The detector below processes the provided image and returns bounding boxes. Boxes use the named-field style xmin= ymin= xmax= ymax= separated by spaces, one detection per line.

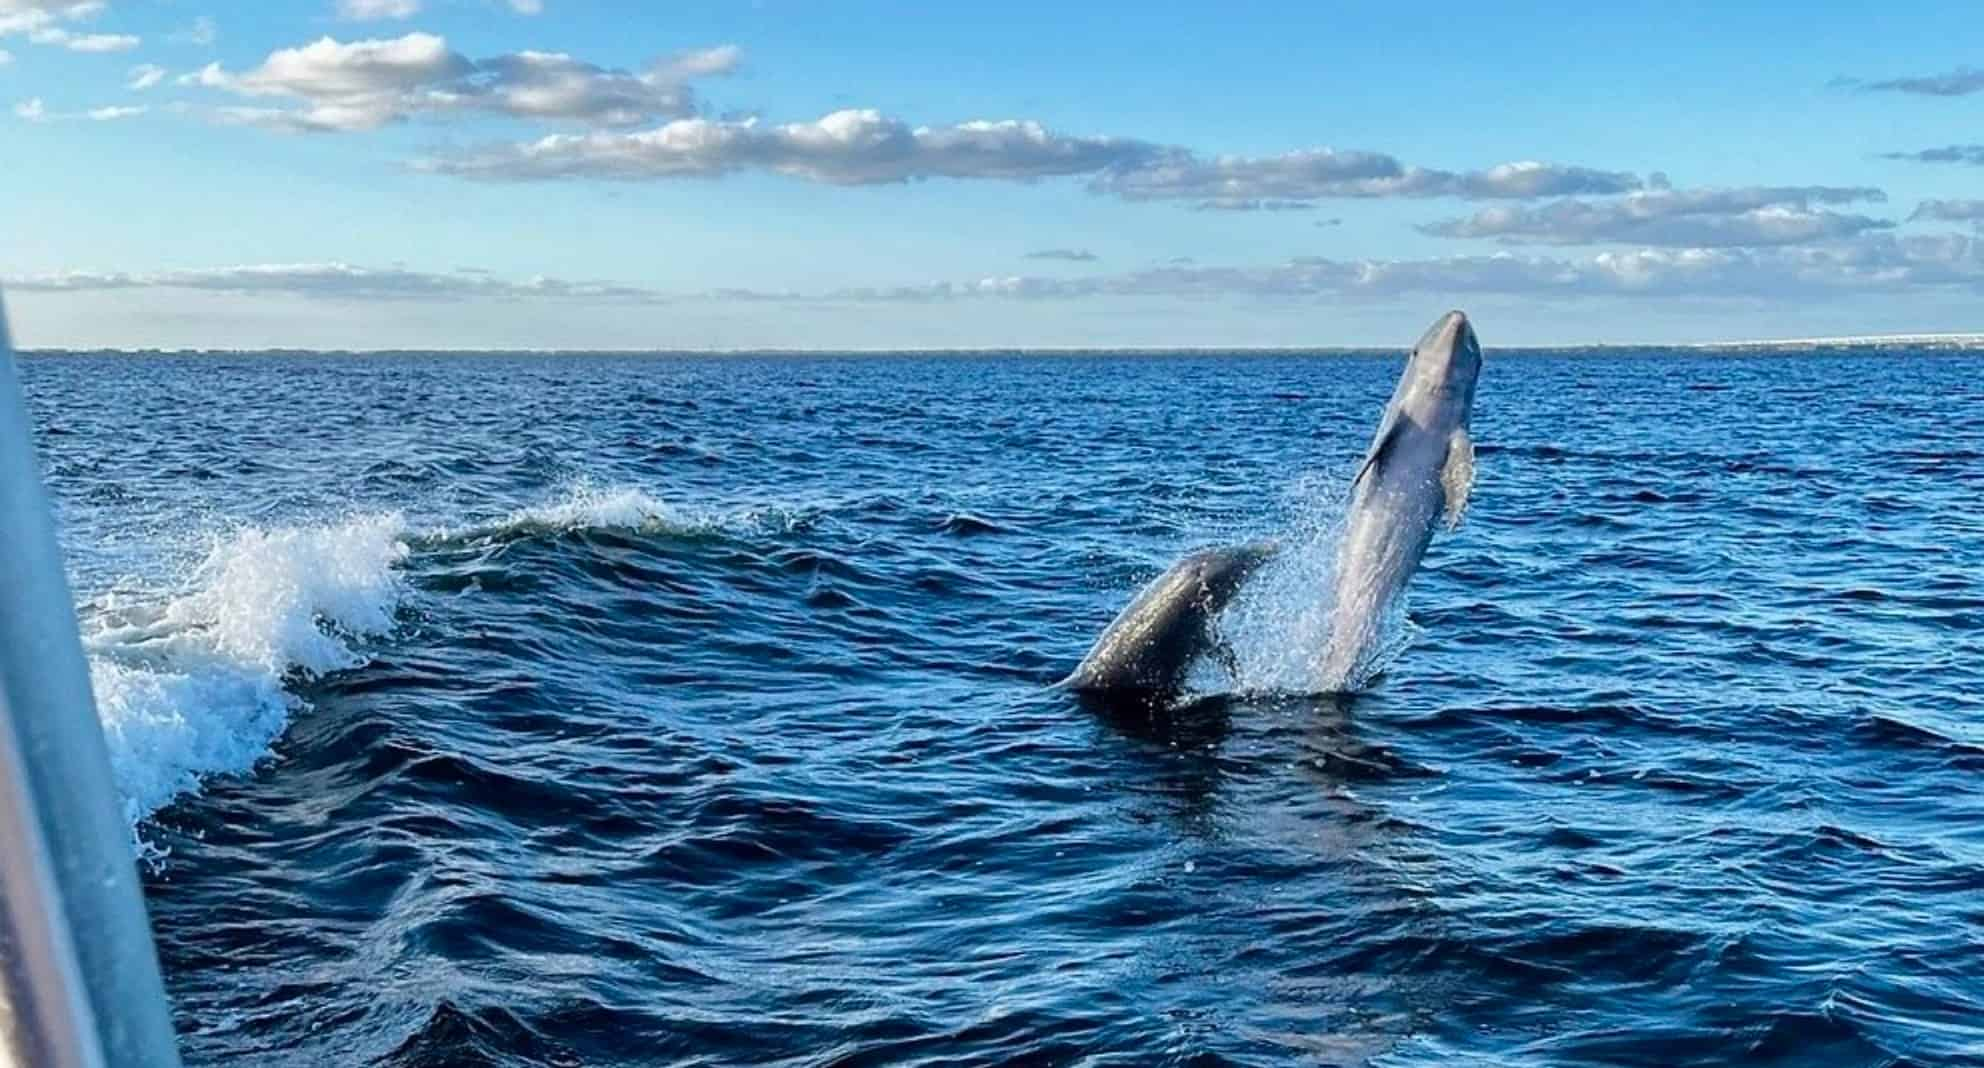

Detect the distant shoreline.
xmin=18 ymin=333 xmax=1984 ymax=358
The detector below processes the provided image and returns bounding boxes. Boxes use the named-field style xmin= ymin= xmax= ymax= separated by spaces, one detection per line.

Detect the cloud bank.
xmin=7 ymin=263 xmax=660 ymax=301
xmin=16 ymin=236 xmax=1979 ymax=308
xmin=1093 ymin=153 xmax=1642 ymax=207
xmin=1421 ymin=186 xmax=1893 ymax=247
xmin=1848 ymin=66 xmax=1984 ymax=97
xmin=421 ymin=108 xmax=1163 ymax=183
xmin=1883 ymin=145 xmax=1984 ymax=166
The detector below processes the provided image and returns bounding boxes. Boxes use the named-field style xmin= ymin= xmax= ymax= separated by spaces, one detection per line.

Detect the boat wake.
xmin=77 ymin=482 xmax=789 ymax=851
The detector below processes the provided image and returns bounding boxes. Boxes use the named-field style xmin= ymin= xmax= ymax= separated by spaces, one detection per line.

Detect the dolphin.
xmin=1064 ymin=542 xmax=1279 ymax=697
xmin=1316 ymin=309 xmax=1482 ymax=690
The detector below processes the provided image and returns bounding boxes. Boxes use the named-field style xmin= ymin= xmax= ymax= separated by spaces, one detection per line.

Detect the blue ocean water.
xmin=18 ymin=346 xmax=1984 ymax=1067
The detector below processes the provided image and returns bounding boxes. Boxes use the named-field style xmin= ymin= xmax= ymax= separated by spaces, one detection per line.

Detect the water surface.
xmin=22 ymin=347 xmax=1984 ymax=1066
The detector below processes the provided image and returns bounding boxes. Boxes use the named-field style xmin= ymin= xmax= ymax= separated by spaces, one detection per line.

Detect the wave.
xmin=424 ymin=483 xmax=816 ymax=548
xmin=83 ymin=514 xmax=409 ymax=848
xmin=74 ymin=482 xmax=822 ymax=850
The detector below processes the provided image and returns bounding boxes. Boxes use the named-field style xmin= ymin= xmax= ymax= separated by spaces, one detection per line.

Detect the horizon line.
xmin=17 ymin=331 xmax=1984 ymax=357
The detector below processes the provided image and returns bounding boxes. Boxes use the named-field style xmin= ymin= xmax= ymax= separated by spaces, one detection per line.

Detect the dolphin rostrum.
xmin=1065 ymin=542 xmax=1279 ymax=696
xmin=1316 ymin=309 xmax=1482 ymax=690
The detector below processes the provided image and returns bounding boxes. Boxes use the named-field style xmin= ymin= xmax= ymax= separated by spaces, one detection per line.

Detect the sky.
xmin=1 ymin=0 xmax=1981 ymax=349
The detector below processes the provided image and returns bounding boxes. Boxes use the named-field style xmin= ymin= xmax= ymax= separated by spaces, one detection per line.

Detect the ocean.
xmin=19 ymin=346 xmax=1984 ymax=1066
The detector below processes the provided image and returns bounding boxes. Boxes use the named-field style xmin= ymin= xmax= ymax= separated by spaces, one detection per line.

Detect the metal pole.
xmin=0 ymin=295 xmax=182 ymax=1066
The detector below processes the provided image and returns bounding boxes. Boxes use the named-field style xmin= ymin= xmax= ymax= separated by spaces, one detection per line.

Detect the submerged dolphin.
xmin=1065 ymin=542 xmax=1278 ymax=696
xmin=1316 ymin=310 xmax=1482 ymax=689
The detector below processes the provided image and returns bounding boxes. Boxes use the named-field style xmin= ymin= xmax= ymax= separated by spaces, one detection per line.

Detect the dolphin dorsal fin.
xmin=1441 ymin=426 xmax=1475 ymax=530
xmin=1352 ymin=418 xmax=1409 ymax=491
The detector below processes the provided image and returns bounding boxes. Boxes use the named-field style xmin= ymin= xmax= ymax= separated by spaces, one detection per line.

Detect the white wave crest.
xmin=74 ymin=483 xmax=806 ymax=847
xmin=82 ymin=514 xmax=409 ymax=835
xmin=438 ymin=482 xmax=814 ymax=544
xmin=495 ymin=484 xmax=687 ymax=535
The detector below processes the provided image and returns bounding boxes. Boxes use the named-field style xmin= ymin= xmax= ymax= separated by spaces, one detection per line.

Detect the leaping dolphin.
xmin=1316 ymin=310 xmax=1482 ymax=690
xmin=1065 ymin=542 xmax=1278 ymax=698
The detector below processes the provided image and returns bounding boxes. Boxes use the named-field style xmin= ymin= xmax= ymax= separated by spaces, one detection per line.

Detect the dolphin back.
xmin=1063 ymin=541 xmax=1276 ymax=694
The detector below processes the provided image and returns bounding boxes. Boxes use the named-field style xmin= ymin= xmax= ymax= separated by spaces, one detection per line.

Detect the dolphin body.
xmin=1316 ymin=310 xmax=1482 ymax=690
xmin=1065 ymin=542 xmax=1278 ymax=697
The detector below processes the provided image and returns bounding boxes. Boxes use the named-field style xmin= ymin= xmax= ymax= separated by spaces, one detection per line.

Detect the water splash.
xmin=1212 ymin=470 xmax=1414 ymax=696
xmin=82 ymin=514 xmax=410 ymax=841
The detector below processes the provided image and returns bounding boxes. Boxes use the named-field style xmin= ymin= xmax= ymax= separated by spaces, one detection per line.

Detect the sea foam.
xmin=435 ymin=482 xmax=815 ymax=546
xmin=75 ymin=483 xmax=790 ymax=849
xmin=82 ymin=514 xmax=409 ymax=841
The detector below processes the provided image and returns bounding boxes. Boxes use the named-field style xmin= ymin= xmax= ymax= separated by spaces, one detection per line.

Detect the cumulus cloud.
xmin=1023 ymin=248 xmax=1098 ymax=262
xmin=421 ymin=108 xmax=1163 ymax=183
xmin=1421 ymin=186 xmax=1893 ymax=247
xmin=1847 ymin=66 xmax=1984 ymax=97
xmin=126 ymin=62 xmax=166 ymax=89
xmin=0 ymin=1 xmax=99 ymax=36
xmin=7 ymin=263 xmax=661 ymax=302
xmin=1882 ymin=144 xmax=1984 ymax=166
xmin=1 ymin=4 xmax=144 ymax=52
xmin=1091 ymin=151 xmax=1642 ymax=207
xmin=337 ymin=0 xmax=419 ymax=20
xmin=188 ymin=32 xmax=737 ymax=132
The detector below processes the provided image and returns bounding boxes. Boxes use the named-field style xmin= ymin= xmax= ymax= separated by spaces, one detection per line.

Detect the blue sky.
xmin=2 ymin=0 xmax=1981 ymax=349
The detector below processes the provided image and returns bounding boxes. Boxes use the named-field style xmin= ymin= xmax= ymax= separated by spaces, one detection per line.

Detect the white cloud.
xmin=428 ymin=117 xmax=1657 ymax=206
xmin=85 ymin=102 xmax=140 ymax=119
xmin=508 ymin=0 xmax=542 ymax=13
xmin=13 ymin=95 xmax=42 ymax=120
xmin=813 ymin=236 xmax=1984 ymax=302
xmin=192 ymin=32 xmax=733 ymax=132
xmin=423 ymin=108 xmax=1162 ymax=182
xmin=22 ymin=236 xmax=1975 ymax=311
xmin=0 ymin=2 xmax=102 ymax=36
xmin=337 ymin=0 xmax=419 ymax=19
xmin=1090 ymin=151 xmax=1643 ymax=206
xmin=169 ymin=15 xmax=216 ymax=47
xmin=5 ymin=263 xmax=662 ymax=302
xmin=1 ymin=2 xmax=138 ymax=52
xmin=652 ymin=44 xmax=739 ymax=81
xmin=1420 ymin=186 xmax=1893 ymax=247
xmin=126 ymin=62 xmax=165 ymax=89
xmin=27 ymin=26 xmax=138 ymax=51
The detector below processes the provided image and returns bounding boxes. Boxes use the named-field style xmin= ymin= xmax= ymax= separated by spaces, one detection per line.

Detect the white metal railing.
xmin=0 ymin=294 xmax=182 ymax=1066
